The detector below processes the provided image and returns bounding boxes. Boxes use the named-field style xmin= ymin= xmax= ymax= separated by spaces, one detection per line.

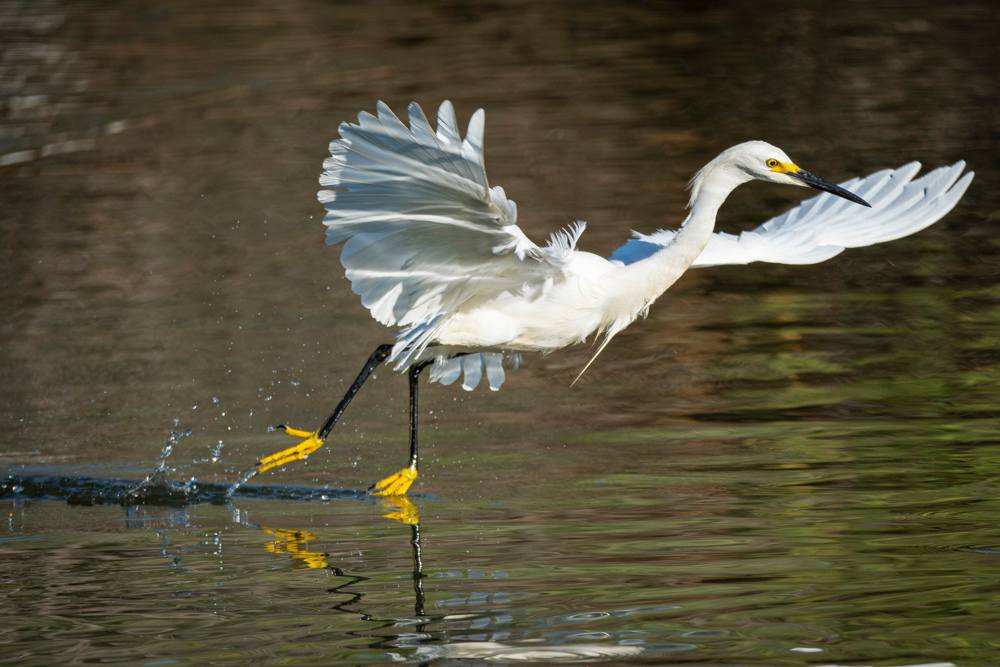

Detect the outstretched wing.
xmin=320 ymin=100 xmax=582 ymax=366
xmin=610 ymin=162 xmax=974 ymax=267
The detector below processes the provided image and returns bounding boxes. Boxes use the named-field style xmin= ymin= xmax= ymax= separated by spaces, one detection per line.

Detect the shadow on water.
xmin=0 ymin=422 xmax=372 ymax=506
xmin=0 ymin=472 xmax=368 ymax=506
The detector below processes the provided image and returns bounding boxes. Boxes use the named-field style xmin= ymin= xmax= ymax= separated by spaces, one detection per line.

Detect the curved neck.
xmin=580 ymin=163 xmax=751 ymax=384
xmin=631 ymin=163 xmax=749 ymax=284
xmin=678 ymin=161 xmax=753 ymax=253
xmin=603 ymin=163 xmax=750 ymax=334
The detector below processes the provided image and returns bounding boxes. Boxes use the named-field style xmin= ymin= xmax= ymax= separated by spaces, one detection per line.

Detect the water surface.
xmin=1 ymin=1 xmax=998 ymax=664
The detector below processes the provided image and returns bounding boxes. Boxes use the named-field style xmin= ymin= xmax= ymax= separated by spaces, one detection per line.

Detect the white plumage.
xmin=318 ymin=101 xmax=974 ymax=390
xmin=247 ymin=101 xmax=975 ymax=495
xmin=612 ymin=161 xmax=973 ymax=268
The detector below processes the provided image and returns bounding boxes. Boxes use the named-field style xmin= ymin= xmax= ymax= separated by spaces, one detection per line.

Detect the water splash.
xmin=180 ymin=476 xmax=199 ymax=495
xmin=225 ymin=466 xmax=258 ymax=498
xmin=127 ymin=427 xmax=192 ymax=500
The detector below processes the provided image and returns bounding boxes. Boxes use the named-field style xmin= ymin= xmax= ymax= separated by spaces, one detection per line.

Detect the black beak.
xmin=790 ymin=170 xmax=871 ymax=207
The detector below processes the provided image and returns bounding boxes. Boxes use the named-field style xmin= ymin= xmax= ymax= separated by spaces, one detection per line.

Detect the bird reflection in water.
xmin=247 ymin=496 xmax=428 ymax=619
xmin=46 ymin=477 xmax=645 ymax=661
xmin=260 ymin=526 xmax=328 ymax=570
xmin=108 ymin=485 xmax=655 ymax=662
xmin=239 ymin=497 xmax=644 ymax=663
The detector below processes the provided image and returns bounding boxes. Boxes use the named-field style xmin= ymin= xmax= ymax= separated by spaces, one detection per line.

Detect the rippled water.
xmin=2 ymin=1 xmax=998 ymax=664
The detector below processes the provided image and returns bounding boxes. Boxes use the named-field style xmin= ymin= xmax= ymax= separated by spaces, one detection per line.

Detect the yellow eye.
xmin=766 ymin=159 xmax=780 ymax=169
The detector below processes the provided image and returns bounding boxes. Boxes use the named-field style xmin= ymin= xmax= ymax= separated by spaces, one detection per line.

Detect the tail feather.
xmin=571 ymin=326 xmax=622 ymax=387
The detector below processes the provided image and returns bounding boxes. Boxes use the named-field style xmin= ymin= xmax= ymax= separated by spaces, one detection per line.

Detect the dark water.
xmin=2 ymin=1 xmax=999 ymax=664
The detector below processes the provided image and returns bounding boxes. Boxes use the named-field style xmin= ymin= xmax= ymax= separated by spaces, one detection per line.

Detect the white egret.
xmin=255 ymin=101 xmax=974 ymax=495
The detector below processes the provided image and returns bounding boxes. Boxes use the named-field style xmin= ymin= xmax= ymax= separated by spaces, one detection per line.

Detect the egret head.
xmin=723 ymin=140 xmax=871 ymax=207
xmin=689 ymin=141 xmax=870 ymax=209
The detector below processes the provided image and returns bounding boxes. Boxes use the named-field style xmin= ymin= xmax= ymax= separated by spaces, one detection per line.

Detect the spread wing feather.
xmin=610 ymin=161 xmax=974 ymax=267
xmin=320 ymin=100 xmax=583 ymax=367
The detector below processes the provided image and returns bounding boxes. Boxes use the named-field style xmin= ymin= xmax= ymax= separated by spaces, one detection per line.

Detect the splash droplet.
xmin=210 ymin=440 xmax=224 ymax=463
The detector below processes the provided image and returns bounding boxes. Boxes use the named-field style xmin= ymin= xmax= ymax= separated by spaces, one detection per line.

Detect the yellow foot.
xmin=368 ymin=465 xmax=418 ymax=496
xmin=379 ymin=496 xmax=421 ymax=525
xmin=256 ymin=426 xmax=325 ymax=473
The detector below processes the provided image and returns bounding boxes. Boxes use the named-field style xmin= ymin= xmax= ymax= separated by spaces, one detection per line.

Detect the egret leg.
xmin=369 ymin=359 xmax=433 ymax=496
xmin=256 ymin=344 xmax=393 ymax=474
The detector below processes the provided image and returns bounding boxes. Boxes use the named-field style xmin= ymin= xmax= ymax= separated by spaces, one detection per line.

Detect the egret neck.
xmin=573 ymin=162 xmax=751 ymax=385
xmin=616 ymin=161 xmax=751 ymax=320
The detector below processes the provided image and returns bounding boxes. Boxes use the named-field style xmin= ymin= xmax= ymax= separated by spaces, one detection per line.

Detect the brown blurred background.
xmin=0 ymin=1 xmax=996 ymax=484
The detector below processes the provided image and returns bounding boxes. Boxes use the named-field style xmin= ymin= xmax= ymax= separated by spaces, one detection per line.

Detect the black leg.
xmin=407 ymin=360 xmax=433 ymax=470
xmin=368 ymin=358 xmax=434 ymax=495
xmin=317 ymin=343 xmax=393 ymax=440
xmin=256 ymin=343 xmax=393 ymax=474
xmin=405 ymin=352 xmax=474 ymax=471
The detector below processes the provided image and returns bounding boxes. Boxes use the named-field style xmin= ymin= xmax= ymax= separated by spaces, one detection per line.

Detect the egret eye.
xmin=766 ymin=159 xmax=780 ymax=169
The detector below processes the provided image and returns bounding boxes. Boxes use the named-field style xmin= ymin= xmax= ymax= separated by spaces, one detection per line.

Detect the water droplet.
xmin=210 ymin=440 xmax=224 ymax=463
xmin=180 ymin=476 xmax=198 ymax=495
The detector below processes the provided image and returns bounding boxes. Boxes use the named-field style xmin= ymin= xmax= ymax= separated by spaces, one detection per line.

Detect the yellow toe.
xmin=281 ymin=425 xmax=313 ymax=439
xmin=257 ymin=430 xmax=325 ymax=473
xmin=368 ymin=466 xmax=418 ymax=496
